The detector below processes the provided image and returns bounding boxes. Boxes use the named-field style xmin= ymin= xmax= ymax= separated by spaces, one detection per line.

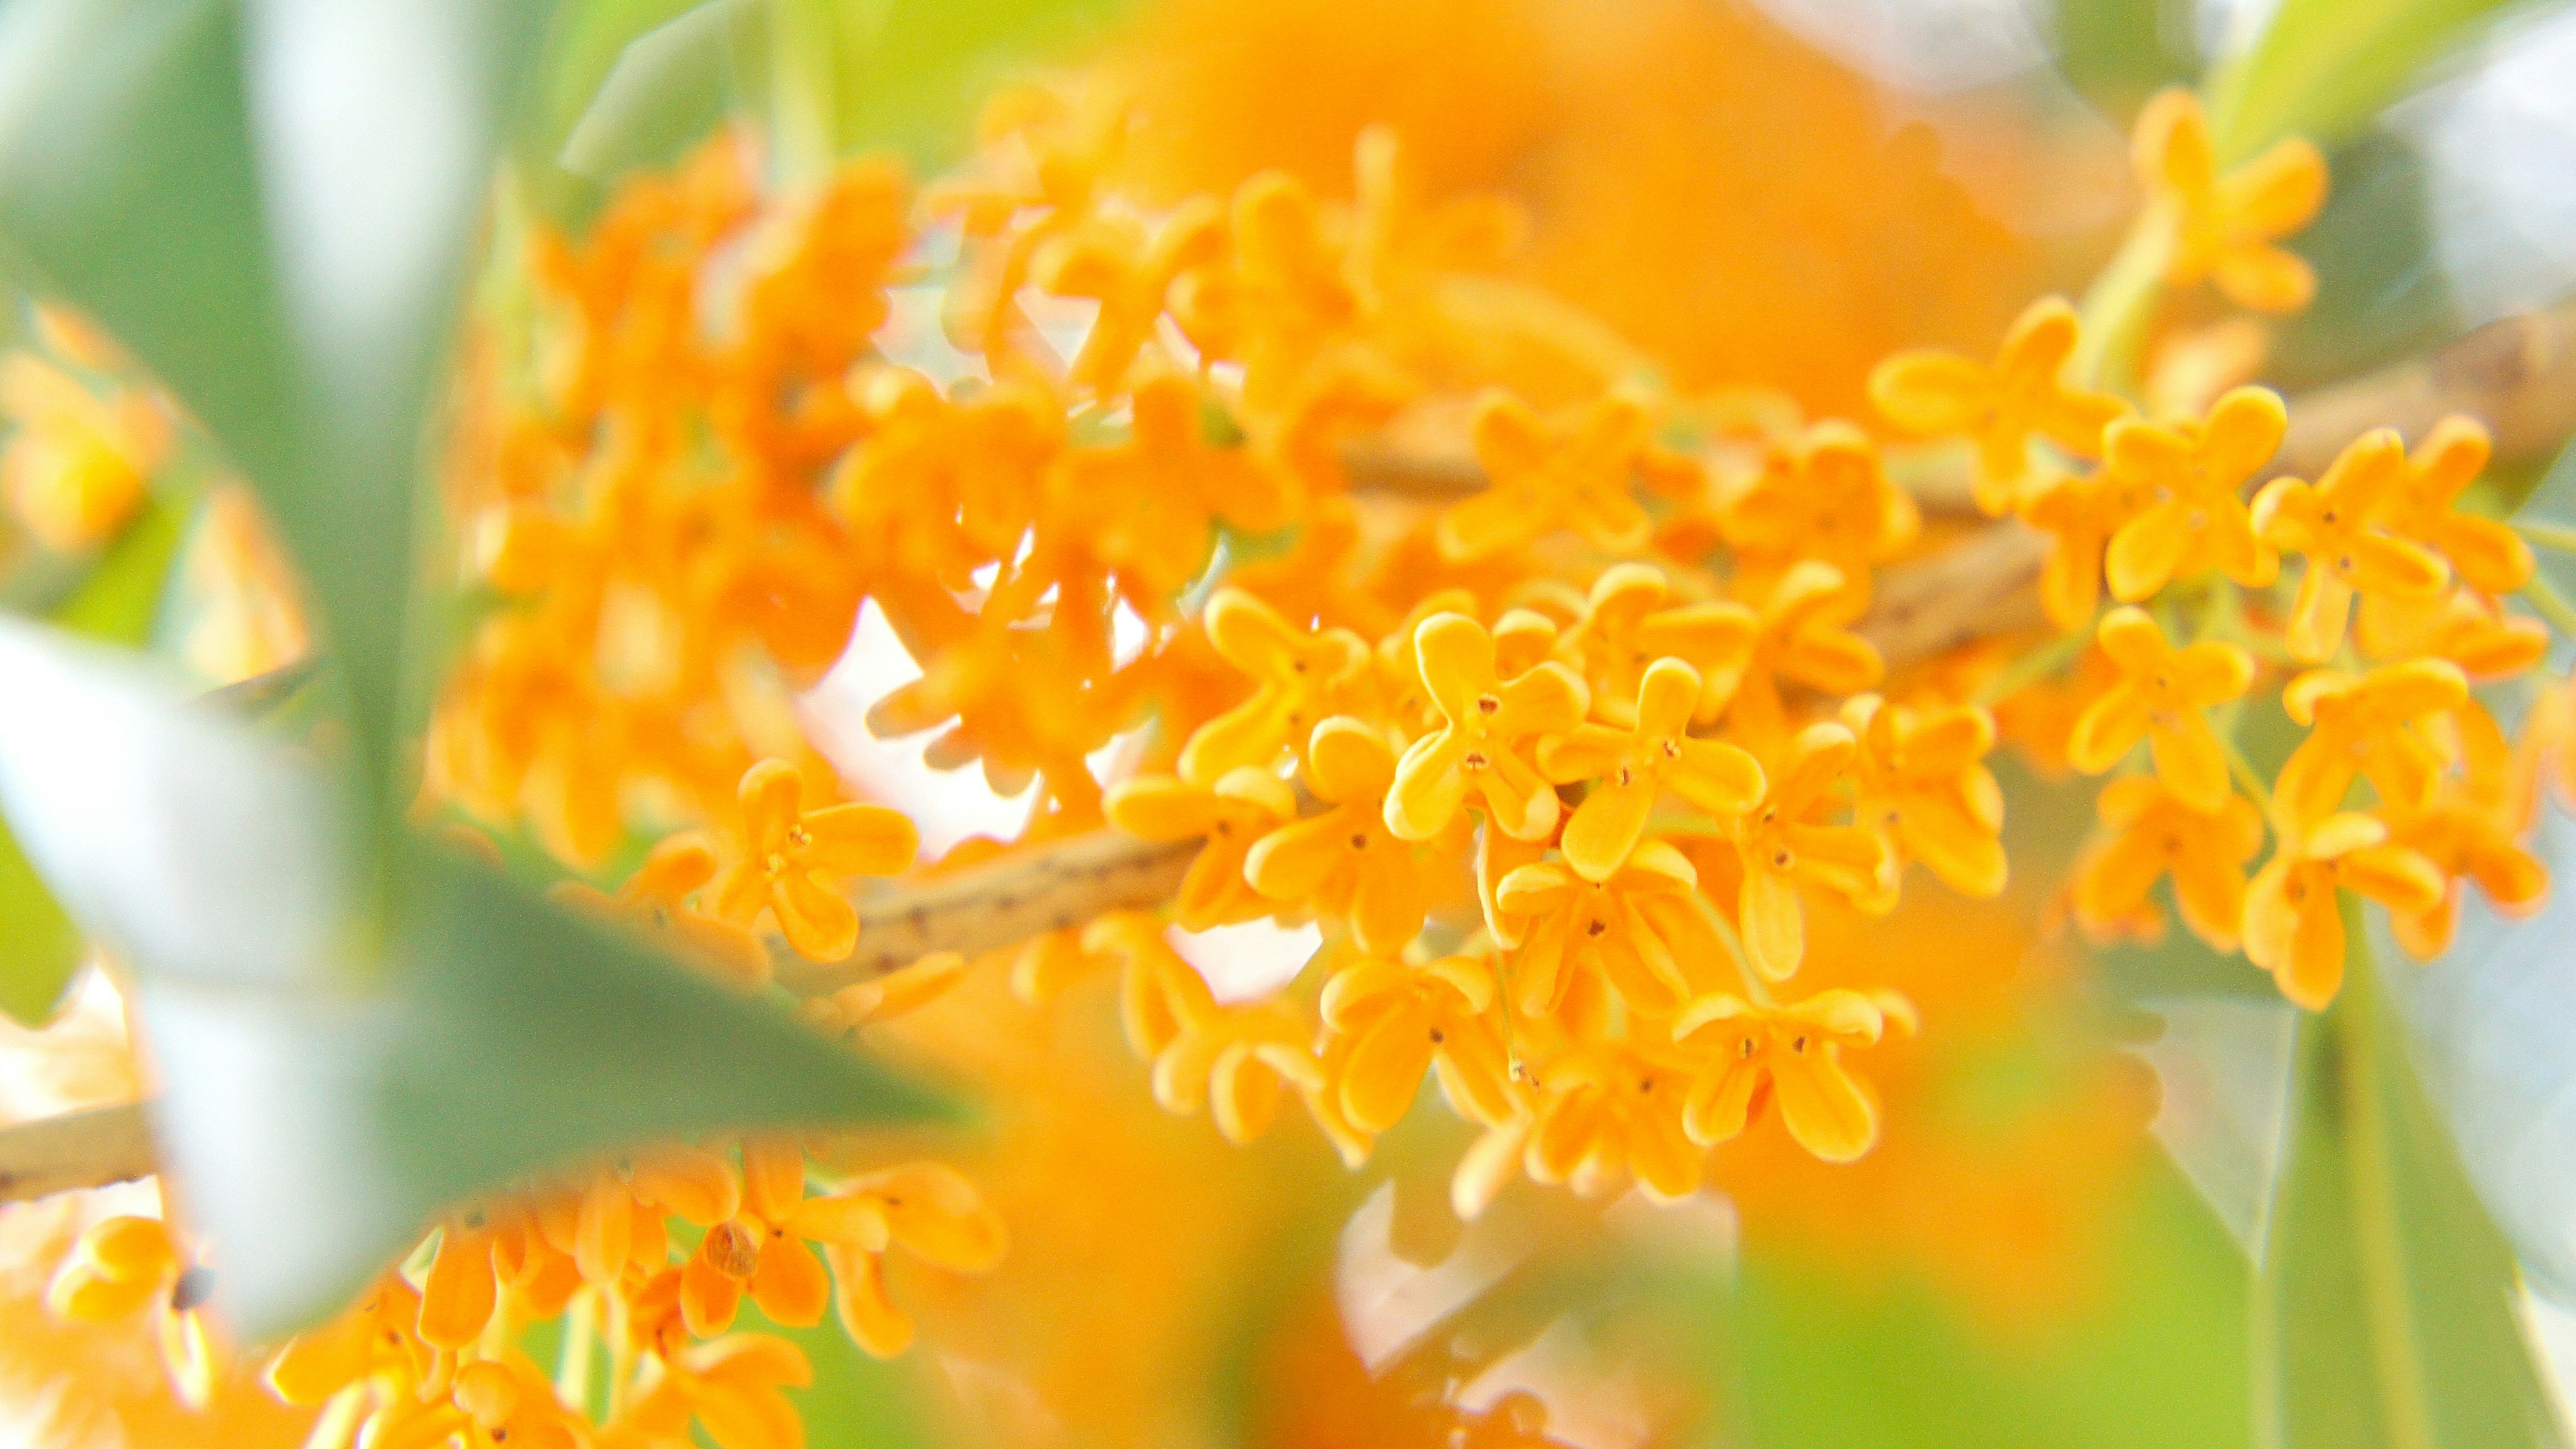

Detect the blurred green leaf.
xmin=816 ymin=0 xmax=1130 ymax=168
xmin=555 ymin=0 xmax=761 ymax=185
xmin=2134 ymin=991 xmax=2300 ymax=1258
xmin=2256 ymin=914 xmax=2563 ymax=1449
xmin=0 ymin=618 xmax=952 ymax=1336
xmin=2202 ymin=0 xmax=2528 ymax=163
xmin=0 ymin=0 xmax=553 ymax=806
xmin=0 ymin=808 xmax=81 ymax=1025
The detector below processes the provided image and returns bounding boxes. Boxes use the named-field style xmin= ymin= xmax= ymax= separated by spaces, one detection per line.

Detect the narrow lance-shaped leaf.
xmin=0 ymin=618 xmax=951 ymax=1335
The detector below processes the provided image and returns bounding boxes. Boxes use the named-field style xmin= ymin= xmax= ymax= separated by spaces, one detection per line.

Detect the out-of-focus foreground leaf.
xmin=0 ymin=0 xmax=551 ymax=801
xmin=0 ymin=813 xmax=80 ymax=1026
xmin=0 ymin=619 xmax=953 ymax=1336
xmin=2256 ymin=912 xmax=2563 ymax=1449
xmin=2202 ymin=0 xmax=2529 ymax=162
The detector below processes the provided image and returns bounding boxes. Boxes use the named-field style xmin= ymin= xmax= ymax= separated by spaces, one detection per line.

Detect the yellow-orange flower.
xmin=607 ymin=1333 xmax=812 ymax=1449
xmin=1435 ymin=386 xmax=1661 ymax=560
xmin=2379 ymin=415 xmax=2534 ymax=594
xmin=1538 ymin=657 xmax=1766 ymax=881
xmin=789 ymin=1163 xmax=1006 ymax=1358
xmin=1244 ymin=717 xmax=1426 ymax=955
xmin=712 ymin=761 xmax=920 ymax=962
xmin=1494 ymin=841 xmax=1727 ymax=1019
xmin=552 ymin=831 xmax=769 ymax=987
xmin=1720 ymin=419 xmax=1919 ymax=602
xmin=2072 ymin=777 xmax=2266 ymax=952
xmin=2250 ymin=428 xmax=2451 ymax=661
xmin=1318 ymin=953 xmax=1514 ymax=1133
xmin=1054 ymin=368 xmax=1297 ymax=602
xmin=1521 ymin=1044 xmax=1705 ymax=1203
xmin=1030 ymin=199 xmax=1226 ymax=394
xmin=1178 ymin=586 xmax=1372 ymax=785
xmin=2133 ymin=88 xmax=2329 ymax=314
xmin=2101 ymin=386 xmax=2284 ymax=601
xmin=1729 ymin=720 xmax=1886 ymax=980
xmin=0 ymin=353 xmax=165 ymax=552
xmin=46 ymin=1214 xmax=216 ymax=1407
xmin=2065 ymin=607 xmax=2254 ymax=811
xmin=1723 ymin=560 xmax=1884 ymax=755
xmin=2274 ymin=660 xmax=2467 ymax=827
xmin=2243 ymin=814 xmax=2444 ymax=1009
xmin=1841 ymin=693 xmax=2006 ymax=902
xmin=1383 ymin=611 xmax=1590 ymax=841
xmin=2381 ymin=795 xmax=2548 ymax=961
xmin=1554 ymin=561 xmax=1757 ymax=725
xmin=1104 ymin=767 xmax=1299 ymax=931
xmin=2019 ymin=462 xmax=2151 ymax=630
xmin=1672 ymin=987 xmax=1915 ymax=1162
xmin=1868 ymin=296 xmax=2129 ymax=515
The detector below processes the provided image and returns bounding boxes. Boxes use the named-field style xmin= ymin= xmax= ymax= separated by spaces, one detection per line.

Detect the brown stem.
xmin=0 ymin=1100 xmax=156 ymax=1205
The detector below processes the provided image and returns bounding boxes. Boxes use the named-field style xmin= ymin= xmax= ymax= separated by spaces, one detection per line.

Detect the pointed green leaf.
xmin=0 ymin=808 xmax=81 ymax=1025
xmin=2203 ymin=0 xmax=2526 ymax=164
xmin=0 ymin=617 xmax=951 ymax=1336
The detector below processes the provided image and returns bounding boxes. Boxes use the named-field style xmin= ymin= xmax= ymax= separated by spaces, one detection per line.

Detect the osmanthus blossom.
xmin=1493 ymin=841 xmax=1729 ymax=1021
xmin=1841 ymin=692 xmax=2008 ymax=905
xmin=1550 ymin=560 xmax=1758 ymax=726
xmin=2073 ymin=777 xmax=2267 ymax=953
xmin=2065 ymin=606 xmax=2255 ymax=812
xmin=1104 ymin=767 xmax=1299 ymax=930
xmin=2379 ymin=415 xmax=2535 ymax=594
xmin=1538 ymin=656 xmax=1767 ymax=881
xmin=1383 ymin=611 xmax=1591 ymax=843
xmin=2251 ymin=427 xmax=2452 ymax=661
xmin=2100 ymin=385 xmax=2284 ymax=603
xmin=1726 ymin=720 xmax=1888 ymax=982
xmin=1434 ymin=386 xmax=1676 ymax=560
xmin=1718 ymin=418 xmax=1921 ymax=608
xmin=1869 ymin=294 xmax=2129 ymax=516
xmin=1242 ymin=716 xmax=1428 ymax=954
xmin=1671 ymin=987 xmax=1917 ymax=1163
xmin=2133 ymin=87 xmax=2329 ymax=313
xmin=2243 ymin=812 xmax=2446 ymax=1009
xmin=712 ymin=761 xmax=920 ymax=963
xmin=2271 ymin=659 xmax=2469 ymax=828
xmin=1175 ymin=586 xmax=1374 ymax=785
xmin=1318 ymin=953 xmax=1516 ymax=1134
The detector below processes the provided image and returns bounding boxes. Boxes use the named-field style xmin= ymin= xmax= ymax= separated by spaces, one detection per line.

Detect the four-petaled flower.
xmin=1720 ymin=419 xmax=1921 ymax=604
xmin=2134 ymin=88 xmax=2329 ymax=314
xmin=2072 ymin=777 xmax=2266 ymax=952
xmin=1436 ymin=386 xmax=1664 ymax=560
xmin=1052 ymin=368 xmax=1297 ymax=602
xmin=1495 ymin=841 xmax=1729 ymax=1020
xmin=712 ymin=761 xmax=920 ymax=963
xmin=1724 ymin=560 xmax=1885 ymax=757
xmin=1178 ymin=586 xmax=1372 ymax=784
xmin=1244 ymin=716 xmax=1427 ymax=955
xmin=1554 ymin=561 xmax=1758 ymax=726
xmin=1104 ymin=767 xmax=1299 ymax=931
xmin=2020 ymin=462 xmax=2156 ymax=629
xmin=1729 ymin=720 xmax=1888 ymax=981
xmin=553 ymin=830 xmax=770 ymax=988
xmin=2065 ymin=607 xmax=2254 ymax=812
xmin=784 ymin=1163 xmax=1007 ymax=1358
xmin=1385 ymin=611 xmax=1591 ymax=842
xmin=2243 ymin=813 xmax=2444 ymax=1009
xmin=1841 ymin=693 xmax=2007 ymax=904
xmin=1540 ymin=657 xmax=1766 ymax=881
xmin=1320 ymin=954 xmax=1516 ymax=1134
xmin=2381 ymin=795 xmax=2549 ymax=961
xmin=1868 ymin=296 xmax=2129 ymax=515
xmin=2101 ymin=386 xmax=2284 ymax=602
xmin=1672 ymin=988 xmax=1916 ymax=1162
xmin=2381 ymin=415 xmax=2534 ymax=594
xmin=1520 ymin=1045 xmax=1707 ymax=1203
xmin=2250 ymin=427 xmax=2451 ymax=661
xmin=2272 ymin=660 xmax=2467 ymax=827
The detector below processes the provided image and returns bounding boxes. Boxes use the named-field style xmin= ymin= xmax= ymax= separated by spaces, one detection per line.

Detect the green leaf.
xmin=0 ymin=0 xmax=553 ymax=802
xmin=2202 ymin=0 xmax=2528 ymax=164
xmin=2255 ymin=908 xmax=2564 ymax=1449
xmin=553 ymin=0 xmax=760 ymax=185
xmin=0 ymin=618 xmax=952 ymax=1336
xmin=0 ymin=808 xmax=81 ymax=1025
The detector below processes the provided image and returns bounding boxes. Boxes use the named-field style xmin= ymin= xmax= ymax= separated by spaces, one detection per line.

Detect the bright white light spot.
xmin=1742 ymin=0 xmax=2053 ymax=95
xmin=1169 ymin=918 xmax=1322 ymax=1004
xmin=878 ymin=284 xmax=981 ymax=386
xmin=2387 ymin=7 xmax=2576 ymax=327
xmin=1020 ymin=290 xmax=1100 ymax=372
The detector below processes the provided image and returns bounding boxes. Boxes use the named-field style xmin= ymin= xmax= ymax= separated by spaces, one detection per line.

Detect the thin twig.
xmin=0 ymin=1100 xmax=156 ymax=1206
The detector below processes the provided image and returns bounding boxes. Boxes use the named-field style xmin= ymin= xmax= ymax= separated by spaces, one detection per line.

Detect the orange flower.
xmin=1672 ymin=988 xmax=1915 ymax=1161
xmin=1868 ymin=296 xmax=2128 ymax=515
xmin=1720 ymin=420 xmax=1919 ymax=603
xmin=1494 ymin=841 xmax=1727 ymax=1020
xmin=2018 ymin=463 xmax=2152 ymax=629
xmin=1244 ymin=717 xmax=1426 ymax=954
xmin=1435 ymin=386 xmax=1662 ymax=560
xmin=2072 ymin=777 xmax=2266 ymax=952
xmin=2356 ymin=586 xmax=2549 ymax=682
xmin=789 ymin=1163 xmax=1006 ymax=1358
xmin=46 ymin=1214 xmax=217 ymax=1407
xmin=2064 ymin=607 xmax=2254 ymax=811
xmin=607 ymin=1333 xmax=812 ymax=1449
xmin=1132 ymin=955 xmax=1346 ymax=1155
xmin=1521 ymin=1045 xmax=1705 ymax=1202
xmin=808 ymin=951 xmax=973 ymax=1031
xmin=1841 ymin=693 xmax=2006 ymax=902
xmin=1553 ymin=561 xmax=1757 ymax=726
xmin=447 ymin=1356 xmax=591 ymax=1449
xmin=1169 ymin=170 xmax=1368 ymax=417
xmin=0 ymin=353 xmax=165 ymax=552
xmin=2133 ymin=88 xmax=2328 ymax=313
xmin=1318 ymin=953 xmax=1515 ymax=1133
xmin=1030 ymin=199 xmax=1226 ymax=394
xmin=552 ymin=831 xmax=770 ymax=988
xmin=2100 ymin=386 xmax=2284 ymax=601
xmin=2378 ymin=415 xmax=2534 ymax=594
xmin=264 ymin=1276 xmax=429 ymax=1406
xmin=1729 ymin=720 xmax=1886 ymax=980
xmin=1538 ymin=657 xmax=1766 ymax=880
xmin=2250 ymin=428 xmax=2451 ymax=661
xmin=1723 ymin=560 xmax=1884 ymax=756
xmin=1177 ymin=586 xmax=1373 ymax=785
xmin=1053 ymin=368 xmax=1297 ymax=602
xmin=1104 ymin=767 xmax=1299 ymax=931
xmin=1383 ymin=611 xmax=1590 ymax=841
xmin=2243 ymin=814 xmax=2445 ymax=1009
xmin=2381 ymin=795 xmax=2548 ymax=961
xmin=2274 ymin=660 xmax=2467 ymax=827
xmin=667 ymin=1137 xmax=836 ymax=1338
xmin=712 ymin=761 xmax=920 ymax=962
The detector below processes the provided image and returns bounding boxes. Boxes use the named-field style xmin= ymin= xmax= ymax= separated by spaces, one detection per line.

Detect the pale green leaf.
xmin=0 ymin=808 xmax=80 ymax=1026
xmin=2203 ymin=0 xmax=2531 ymax=163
